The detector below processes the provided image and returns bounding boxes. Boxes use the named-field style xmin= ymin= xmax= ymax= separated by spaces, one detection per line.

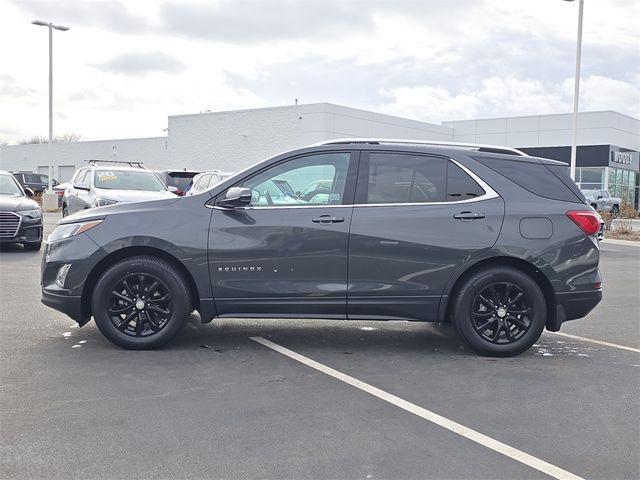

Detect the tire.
xmin=451 ymin=266 xmax=546 ymax=357
xmin=91 ymin=256 xmax=191 ymax=350
xmin=62 ymin=204 xmax=68 ymax=217
xmin=23 ymin=241 xmax=41 ymax=251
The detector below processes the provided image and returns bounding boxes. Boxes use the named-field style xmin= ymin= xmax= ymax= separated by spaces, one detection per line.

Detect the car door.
xmin=208 ymin=151 xmax=357 ymax=317
xmin=347 ymin=151 xmax=504 ymax=321
xmin=66 ymin=168 xmax=86 ymax=214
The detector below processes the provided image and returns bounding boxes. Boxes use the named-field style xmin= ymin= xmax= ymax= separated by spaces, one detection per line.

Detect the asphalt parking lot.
xmin=1 ymin=213 xmax=638 ymax=480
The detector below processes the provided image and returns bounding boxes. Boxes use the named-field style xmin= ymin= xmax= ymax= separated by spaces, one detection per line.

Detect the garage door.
xmin=58 ymin=165 xmax=76 ymax=182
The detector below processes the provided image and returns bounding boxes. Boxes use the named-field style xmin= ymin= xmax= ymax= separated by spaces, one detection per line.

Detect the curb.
xmin=601 ymin=238 xmax=640 ymax=247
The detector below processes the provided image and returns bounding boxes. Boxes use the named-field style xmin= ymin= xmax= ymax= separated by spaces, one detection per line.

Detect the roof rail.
xmin=314 ymin=138 xmax=528 ymax=156
xmin=85 ymin=159 xmax=145 ymax=168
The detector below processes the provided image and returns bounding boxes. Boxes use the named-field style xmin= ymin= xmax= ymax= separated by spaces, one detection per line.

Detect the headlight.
xmin=48 ymin=220 xmax=103 ymax=244
xmin=19 ymin=208 xmax=42 ymax=218
xmin=96 ymin=197 xmax=118 ymax=207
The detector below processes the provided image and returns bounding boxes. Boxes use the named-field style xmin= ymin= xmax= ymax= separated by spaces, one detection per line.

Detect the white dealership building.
xmin=1 ymin=103 xmax=638 ymax=207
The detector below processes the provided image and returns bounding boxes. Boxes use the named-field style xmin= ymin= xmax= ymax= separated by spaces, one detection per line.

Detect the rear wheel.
xmin=91 ymin=256 xmax=191 ymax=349
xmin=62 ymin=204 xmax=68 ymax=217
xmin=452 ymin=266 xmax=546 ymax=357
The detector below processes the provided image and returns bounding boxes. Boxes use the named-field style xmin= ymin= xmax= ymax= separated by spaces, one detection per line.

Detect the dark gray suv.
xmin=41 ymin=140 xmax=602 ymax=356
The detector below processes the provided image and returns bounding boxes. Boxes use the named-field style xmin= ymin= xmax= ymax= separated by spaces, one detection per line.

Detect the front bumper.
xmin=41 ymin=287 xmax=84 ymax=324
xmin=0 ymin=215 xmax=42 ymax=244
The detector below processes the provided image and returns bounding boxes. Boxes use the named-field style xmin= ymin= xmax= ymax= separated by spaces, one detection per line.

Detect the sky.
xmin=0 ymin=0 xmax=638 ymax=144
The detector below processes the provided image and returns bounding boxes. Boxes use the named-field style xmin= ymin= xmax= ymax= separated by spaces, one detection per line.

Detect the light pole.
xmin=564 ymin=0 xmax=584 ymax=181
xmin=31 ymin=19 xmax=69 ymax=208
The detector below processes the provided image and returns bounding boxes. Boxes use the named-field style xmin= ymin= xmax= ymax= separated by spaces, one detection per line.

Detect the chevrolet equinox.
xmin=41 ymin=140 xmax=602 ymax=356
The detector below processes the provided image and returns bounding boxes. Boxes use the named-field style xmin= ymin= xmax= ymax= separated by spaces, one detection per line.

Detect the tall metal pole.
xmin=48 ymin=23 xmax=53 ymax=192
xmin=32 ymin=20 xmax=68 ymax=208
xmin=569 ymin=0 xmax=584 ymax=181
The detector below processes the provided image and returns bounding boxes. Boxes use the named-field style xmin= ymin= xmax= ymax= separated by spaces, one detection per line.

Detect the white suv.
xmin=62 ymin=161 xmax=178 ymax=217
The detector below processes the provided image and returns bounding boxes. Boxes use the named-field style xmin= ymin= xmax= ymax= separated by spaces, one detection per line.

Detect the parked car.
xmin=0 ymin=170 xmax=42 ymax=250
xmin=186 ymin=170 xmax=234 ymax=196
xmin=581 ymin=189 xmax=621 ymax=214
xmin=155 ymin=169 xmax=201 ymax=196
xmin=12 ymin=171 xmax=59 ymax=194
xmin=42 ymin=139 xmax=602 ymax=356
xmin=62 ymin=160 xmax=179 ymax=217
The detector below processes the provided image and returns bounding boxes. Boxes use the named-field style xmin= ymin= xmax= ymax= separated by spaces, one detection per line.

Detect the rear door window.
xmin=362 ymin=153 xmax=446 ymax=204
xmin=446 ymin=162 xmax=485 ymax=200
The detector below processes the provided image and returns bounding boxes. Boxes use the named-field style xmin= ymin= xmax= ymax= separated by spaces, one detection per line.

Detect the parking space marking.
xmin=251 ymin=336 xmax=584 ymax=480
xmin=545 ymin=331 xmax=640 ymax=353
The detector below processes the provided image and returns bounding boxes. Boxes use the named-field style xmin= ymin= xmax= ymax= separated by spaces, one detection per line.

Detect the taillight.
xmin=566 ymin=210 xmax=601 ymax=236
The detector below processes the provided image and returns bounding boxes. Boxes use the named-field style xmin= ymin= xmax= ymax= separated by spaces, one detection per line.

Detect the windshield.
xmin=581 ymin=189 xmax=596 ymax=197
xmin=167 ymin=172 xmax=198 ymax=191
xmin=0 ymin=175 xmax=24 ymax=197
xmin=94 ymin=170 xmax=166 ymax=191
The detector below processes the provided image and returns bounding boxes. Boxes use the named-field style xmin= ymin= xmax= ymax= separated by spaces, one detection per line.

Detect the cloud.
xmin=14 ymin=0 xmax=150 ymax=33
xmin=94 ymin=52 xmax=187 ymax=76
xmin=157 ymin=1 xmax=375 ymax=43
xmin=574 ymin=75 xmax=640 ymax=117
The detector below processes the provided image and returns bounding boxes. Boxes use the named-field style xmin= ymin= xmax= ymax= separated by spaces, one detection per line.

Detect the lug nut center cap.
xmin=497 ymin=307 xmax=507 ymax=318
xmin=135 ymin=299 xmax=146 ymax=310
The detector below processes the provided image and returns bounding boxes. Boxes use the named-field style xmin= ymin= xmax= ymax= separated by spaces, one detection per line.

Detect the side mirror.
xmin=24 ymin=187 xmax=35 ymax=197
xmin=167 ymin=186 xmax=179 ymax=194
xmin=74 ymin=182 xmax=90 ymax=191
xmin=217 ymin=187 xmax=252 ymax=208
xmin=596 ymin=195 xmax=602 ymax=200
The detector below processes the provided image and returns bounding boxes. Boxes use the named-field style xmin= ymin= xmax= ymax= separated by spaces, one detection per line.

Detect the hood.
xmin=61 ymin=195 xmax=181 ymax=224
xmin=0 ymin=195 xmax=40 ymax=212
xmin=93 ymin=188 xmax=177 ymax=203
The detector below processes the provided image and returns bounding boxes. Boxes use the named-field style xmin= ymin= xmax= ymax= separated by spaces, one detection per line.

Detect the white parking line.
xmin=545 ymin=331 xmax=640 ymax=353
xmin=251 ymin=336 xmax=584 ymax=480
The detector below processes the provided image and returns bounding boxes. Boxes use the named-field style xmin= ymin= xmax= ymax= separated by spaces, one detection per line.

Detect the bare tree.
xmin=18 ymin=133 xmax=82 ymax=144
xmin=55 ymin=132 xmax=82 ymax=143
xmin=0 ymin=138 xmax=8 ymax=146
xmin=19 ymin=136 xmax=49 ymax=144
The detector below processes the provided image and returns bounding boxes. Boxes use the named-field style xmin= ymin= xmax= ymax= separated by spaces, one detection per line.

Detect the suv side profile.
xmin=42 ymin=140 xmax=602 ymax=356
xmin=12 ymin=171 xmax=59 ymax=194
xmin=62 ymin=160 xmax=178 ymax=217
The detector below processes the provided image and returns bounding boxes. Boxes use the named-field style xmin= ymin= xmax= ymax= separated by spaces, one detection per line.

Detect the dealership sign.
xmin=612 ymin=151 xmax=632 ymax=164
xmin=609 ymin=148 xmax=639 ymax=171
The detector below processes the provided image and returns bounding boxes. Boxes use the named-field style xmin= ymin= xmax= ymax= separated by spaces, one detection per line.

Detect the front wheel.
xmin=451 ymin=266 xmax=546 ymax=357
xmin=91 ymin=256 xmax=192 ymax=349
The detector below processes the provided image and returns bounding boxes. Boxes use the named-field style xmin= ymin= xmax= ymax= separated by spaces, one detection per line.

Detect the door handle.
xmin=453 ymin=211 xmax=485 ymax=220
xmin=312 ymin=215 xmax=345 ymax=224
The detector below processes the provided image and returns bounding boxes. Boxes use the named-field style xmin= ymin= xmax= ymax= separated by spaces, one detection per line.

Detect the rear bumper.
xmin=547 ymin=289 xmax=602 ymax=331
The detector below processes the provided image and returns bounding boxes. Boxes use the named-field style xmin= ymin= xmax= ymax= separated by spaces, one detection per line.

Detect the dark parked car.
xmin=155 ymin=169 xmax=202 ymax=196
xmin=1 ymin=170 xmax=42 ymax=250
xmin=41 ymin=140 xmax=602 ymax=356
xmin=12 ymin=171 xmax=59 ymax=194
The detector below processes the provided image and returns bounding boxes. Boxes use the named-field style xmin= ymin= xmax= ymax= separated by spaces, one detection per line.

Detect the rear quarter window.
xmin=473 ymin=156 xmax=583 ymax=203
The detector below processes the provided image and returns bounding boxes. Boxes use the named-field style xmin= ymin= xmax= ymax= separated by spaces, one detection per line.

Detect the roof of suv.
xmin=315 ymin=138 xmax=528 ymax=156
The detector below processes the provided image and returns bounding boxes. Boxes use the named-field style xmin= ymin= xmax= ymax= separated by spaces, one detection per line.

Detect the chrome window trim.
xmin=210 ymin=157 xmax=500 ymax=211
xmin=208 ymin=159 xmax=499 ymax=210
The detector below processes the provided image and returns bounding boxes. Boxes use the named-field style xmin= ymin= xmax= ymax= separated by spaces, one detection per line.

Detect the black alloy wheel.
xmin=452 ymin=266 xmax=546 ymax=357
xmin=92 ymin=256 xmax=191 ymax=349
xmin=107 ymin=273 xmax=173 ymax=337
xmin=471 ymin=282 xmax=532 ymax=344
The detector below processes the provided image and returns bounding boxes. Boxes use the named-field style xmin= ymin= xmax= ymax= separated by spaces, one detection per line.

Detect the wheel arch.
xmin=80 ymin=246 xmax=201 ymax=324
xmin=441 ymin=256 xmax=557 ymax=331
